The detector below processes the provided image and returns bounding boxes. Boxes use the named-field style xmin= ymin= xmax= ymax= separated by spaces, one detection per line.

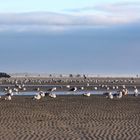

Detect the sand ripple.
xmin=0 ymin=95 xmax=140 ymax=140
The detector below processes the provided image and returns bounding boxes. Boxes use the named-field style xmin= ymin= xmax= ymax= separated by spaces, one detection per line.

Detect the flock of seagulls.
xmin=104 ymin=85 xmax=132 ymax=99
xmin=1 ymin=80 xmax=139 ymax=101
xmin=33 ymin=88 xmax=57 ymax=100
xmin=4 ymin=82 xmax=26 ymax=100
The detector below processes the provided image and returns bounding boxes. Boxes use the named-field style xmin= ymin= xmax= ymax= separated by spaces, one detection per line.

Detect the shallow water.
xmin=0 ymin=90 xmax=136 ymax=96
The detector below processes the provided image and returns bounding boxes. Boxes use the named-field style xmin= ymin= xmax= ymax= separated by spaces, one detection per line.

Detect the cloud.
xmin=66 ymin=1 xmax=140 ymax=13
xmin=0 ymin=25 xmax=67 ymax=33
xmin=0 ymin=2 xmax=140 ymax=32
xmin=0 ymin=12 xmax=128 ymax=26
xmin=94 ymin=1 xmax=140 ymax=15
xmin=65 ymin=1 xmax=140 ymax=24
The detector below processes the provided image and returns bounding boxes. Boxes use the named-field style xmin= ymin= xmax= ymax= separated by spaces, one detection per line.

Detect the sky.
xmin=0 ymin=0 xmax=140 ymax=76
xmin=0 ymin=0 xmax=126 ymax=12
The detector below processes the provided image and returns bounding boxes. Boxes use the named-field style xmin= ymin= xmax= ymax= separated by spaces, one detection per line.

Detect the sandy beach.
xmin=1 ymin=0 xmax=140 ymax=139
xmin=0 ymin=95 xmax=140 ymax=140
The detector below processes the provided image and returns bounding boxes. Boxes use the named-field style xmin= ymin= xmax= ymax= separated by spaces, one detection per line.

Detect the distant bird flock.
xmin=0 ymin=78 xmax=139 ymax=101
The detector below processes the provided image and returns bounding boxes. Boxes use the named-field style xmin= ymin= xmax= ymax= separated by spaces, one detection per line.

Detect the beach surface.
xmin=0 ymin=95 xmax=140 ymax=140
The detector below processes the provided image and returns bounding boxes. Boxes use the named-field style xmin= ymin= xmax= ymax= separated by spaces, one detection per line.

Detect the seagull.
xmin=108 ymin=92 xmax=113 ymax=99
xmin=34 ymin=93 xmax=41 ymax=100
xmin=5 ymin=89 xmax=13 ymax=100
xmin=49 ymin=93 xmax=56 ymax=98
xmin=94 ymin=87 xmax=98 ymax=90
xmin=5 ymin=94 xmax=12 ymax=101
xmin=13 ymin=88 xmax=18 ymax=92
xmin=40 ymin=91 xmax=45 ymax=97
xmin=81 ymin=87 xmax=84 ymax=90
xmin=66 ymin=85 xmax=71 ymax=88
xmin=134 ymin=87 xmax=138 ymax=96
xmin=70 ymin=87 xmax=77 ymax=92
xmin=87 ymin=83 xmax=90 ymax=87
xmin=83 ymin=92 xmax=91 ymax=97
xmin=122 ymin=85 xmax=126 ymax=89
xmin=104 ymin=92 xmax=113 ymax=99
xmin=4 ymin=87 xmax=10 ymax=92
xmin=51 ymin=87 xmax=57 ymax=92
xmin=106 ymin=87 xmax=110 ymax=91
xmin=112 ymin=86 xmax=115 ymax=90
xmin=117 ymin=91 xmax=123 ymax=99
xmin=122 ymin=88 xmax=128 ymax=96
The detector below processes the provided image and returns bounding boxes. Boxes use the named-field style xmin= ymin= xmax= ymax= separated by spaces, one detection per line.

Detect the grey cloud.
xmin=0 ymin=11 xmax=138 ymax=26
xmin=65 ymin=1 xmax=140 ymax=12
xmin=95 ymin=2 xmax=140 ymax=14
xmin=65 ymin=1 xmax=140 ymax=22
xmin=0 ymin=1 xmax=140 ymax=33
xmin=0 ymin=12 xmax=74 ymax=25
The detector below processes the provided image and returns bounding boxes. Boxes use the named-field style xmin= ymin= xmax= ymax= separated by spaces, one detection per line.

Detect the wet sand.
xmin=0 ymin=95 xmax=140 ymax=140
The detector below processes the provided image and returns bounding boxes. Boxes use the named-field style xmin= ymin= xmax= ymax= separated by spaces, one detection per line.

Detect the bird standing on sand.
xmin=116 ymin=86 xmax=119 ymax=89
xmin=122 ymin=88 xmax=128 ymax=96
xmin=104 ymin=92 xmax=113 ymax=99
xmin=34 ymin=93 xmax=41 ymax=100
xmin=4 ymin=87 xmax=10 ymax=92
xmin=109 ymin=92 xmax=113 ymax=99
xmin=94 ymin=87 xmax=98 ymax=90
xmin=5 ymin=89 xmax=13 ymax=100
xmin=83 ymin=92 xmax=91 ymax=97
xmin=5 ymin=94 xmax=12 ymax=100
xmin=21 ymin=84 xmax=26 ymax=91
xmin=33 ymin=88 xmax=46 ymax=100
xmin=66 ymin=85 xmax=71 ymax=88
xmin=70 ymin=87 xmax=77 ymax=92
xmin=51 ymin=87 xmax=57 ymax=92
xmin=49 ymin=93 xmax=56 ymax=98
xmin=13 ymin=88 xmax=19 ymax=95
xmin=73 ymin=87 xmax=77 ymax=92
xmin=117 ymin=91 xmax=123 ymax=99
xmin=122 ymin=85 xmax=126 ymax=89
xmin=107 ymin=87 xmax=110 ymax=91
xmin=112 ymin=86 xmax=115 ymax=90
xmin=87 ymin=83 xmax=90 ymax=87
xmin=134 ymin=87 xmax=138 ymax=96
xmin=37 ymin=88 xmax=40 ymax=91
xmin=40 ymin=91 xmax=45 ymax=97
